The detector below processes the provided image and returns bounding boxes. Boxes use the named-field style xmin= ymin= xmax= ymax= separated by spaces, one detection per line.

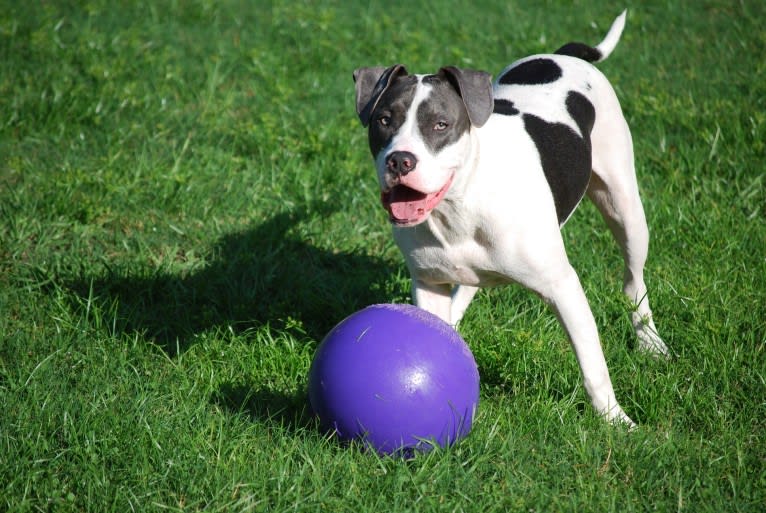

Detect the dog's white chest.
xmin=393 ymin=212 xmax=508 ymax=287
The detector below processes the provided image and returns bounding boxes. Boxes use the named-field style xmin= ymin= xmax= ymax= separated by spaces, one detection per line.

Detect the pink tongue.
xmin=382 ymin=175 xmax=454 ymax=224
xmin=387 ymin=186 xmax=430 ymax=221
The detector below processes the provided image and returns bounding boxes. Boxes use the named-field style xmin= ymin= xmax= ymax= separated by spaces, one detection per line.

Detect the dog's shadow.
xmin=70 ymin=206 xmax=401 ymax=353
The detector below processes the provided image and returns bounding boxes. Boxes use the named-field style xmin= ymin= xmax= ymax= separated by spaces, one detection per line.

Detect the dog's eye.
xmin=434 ymin=121 xmax=449 ymax=131
xmin=378 ymin=115 xmax=392 ymax=127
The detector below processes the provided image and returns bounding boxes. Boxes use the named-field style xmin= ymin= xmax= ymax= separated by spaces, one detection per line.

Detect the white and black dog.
xmin=353 ymin=11 xmax=669 ymax=426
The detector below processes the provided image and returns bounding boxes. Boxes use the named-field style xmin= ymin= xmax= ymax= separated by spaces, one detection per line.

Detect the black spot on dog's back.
xmin=522 ymin=92 xmax=595 ymax=225
xmin=493 ymin=99 xmax=520 ymax=116
xmin=566 ymin=91 xmax=595 ymax=139
xmin=554 ymin=42 xmax=602 ymax=62
xmin=498 ymin=58 xmax=562 ymax=86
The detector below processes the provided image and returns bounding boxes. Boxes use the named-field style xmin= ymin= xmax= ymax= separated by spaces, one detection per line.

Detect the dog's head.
xmin=353 ymin=65 xmax=493 ymax=227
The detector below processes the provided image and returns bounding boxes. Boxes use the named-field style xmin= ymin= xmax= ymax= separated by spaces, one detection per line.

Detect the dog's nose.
xmin=386 ymin=151 xmax=418 ymax=176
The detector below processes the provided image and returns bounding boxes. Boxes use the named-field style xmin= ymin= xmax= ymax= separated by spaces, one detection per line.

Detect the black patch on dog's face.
xmin=498 ymin=58 xmax=563 ymax=85
xmin=417 ymin=75 xmax=472 ymax=153
xmin=493 ymin=98 xmax=520 ymax=116
xmin=522 ymin=91 xmax=595 ymax=224
xmin=367 ymin=75 xmax=419 ymax=157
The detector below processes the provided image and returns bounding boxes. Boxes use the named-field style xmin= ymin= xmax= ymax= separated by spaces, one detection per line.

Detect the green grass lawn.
xmin=1 ymin=0 xmax=764 ymax=511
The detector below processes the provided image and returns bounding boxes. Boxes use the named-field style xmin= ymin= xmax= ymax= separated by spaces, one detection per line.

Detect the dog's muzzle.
xmin=386 ymin=151 xmax=418 ymax=177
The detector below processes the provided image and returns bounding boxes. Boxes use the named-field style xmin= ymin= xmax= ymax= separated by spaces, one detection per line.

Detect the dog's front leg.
xmin=450 ymin=285 xmax=479 ymax=329
xmin=412 ymin=280 xmax=454 ymax=325
xmin=539 ymin=265 xmax=635 ymax=426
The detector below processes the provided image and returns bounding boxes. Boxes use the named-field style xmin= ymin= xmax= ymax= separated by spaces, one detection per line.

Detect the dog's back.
xmin=484 ymin=12 xmax=628 ymax=225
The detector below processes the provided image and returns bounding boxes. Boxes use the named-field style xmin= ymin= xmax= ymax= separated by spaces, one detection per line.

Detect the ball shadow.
xmin=211 ymin=382 xmax=315 ymax=432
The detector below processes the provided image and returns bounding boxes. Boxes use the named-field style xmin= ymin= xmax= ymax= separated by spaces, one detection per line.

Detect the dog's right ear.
xmin=353 ymin=64 xmax=408 ymax=127
xmin=438 ymin=66 xmax=493 ymax=128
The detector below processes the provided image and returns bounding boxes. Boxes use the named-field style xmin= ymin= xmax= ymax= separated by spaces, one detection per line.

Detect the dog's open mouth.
xmin=380 ymin=175 xmax=454 ymax=226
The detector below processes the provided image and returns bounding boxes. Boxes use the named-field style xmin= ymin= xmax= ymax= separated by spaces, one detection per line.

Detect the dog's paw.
xmin=633 ymin=313 xmax=671 ymax=358
xmin=605 ymin=405 xmax=636 ymax=429
xmin=637 ymin=329 xmax=670 ymax=357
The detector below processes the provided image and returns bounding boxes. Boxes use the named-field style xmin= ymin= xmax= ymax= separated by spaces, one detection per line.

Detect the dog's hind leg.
xmin=588 ymin=115 xmax=669 ymax=356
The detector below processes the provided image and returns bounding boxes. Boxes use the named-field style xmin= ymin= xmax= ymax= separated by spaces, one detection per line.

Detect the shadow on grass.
xmin=212 ymin=383 xmax=315 ymax=432
xmin=69 ymin=205 xmax=400 ymax=355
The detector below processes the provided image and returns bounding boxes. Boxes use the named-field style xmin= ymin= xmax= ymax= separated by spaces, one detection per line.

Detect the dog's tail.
xmin=554 ymin=10 xmax=627 ymax=63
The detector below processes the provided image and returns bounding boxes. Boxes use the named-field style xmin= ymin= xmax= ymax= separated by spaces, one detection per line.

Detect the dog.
xmin=352 ymin=11 xmax=668 ymax=426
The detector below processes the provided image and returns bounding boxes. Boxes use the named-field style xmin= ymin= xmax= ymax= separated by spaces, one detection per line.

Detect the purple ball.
xmin=308 ymin=304 xmax=480 ymax=455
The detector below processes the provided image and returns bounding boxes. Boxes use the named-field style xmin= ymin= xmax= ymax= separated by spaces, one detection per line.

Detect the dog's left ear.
xmin=439 ymin=66 xmax=493 ymax=128
xmin=353 ymin=64 xmax=409 ymax=127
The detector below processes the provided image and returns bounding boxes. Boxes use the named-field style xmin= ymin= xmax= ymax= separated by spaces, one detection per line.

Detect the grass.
xmin=1 ymin=0 xmax=764 ymax=511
